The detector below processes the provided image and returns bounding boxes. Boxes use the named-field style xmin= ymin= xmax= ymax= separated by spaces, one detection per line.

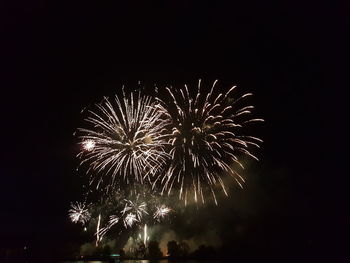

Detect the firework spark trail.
xmin=155 ymin=79 xmax=263 ymax=204
xmin=88 ymin=187 xmax=174 ymax=238
xmin=137 ymin=224 xmax=150 ymax=247
xmin=77 ymin=91 xmax=170 ymax=193
xmin=108 ymin=215 xmax=120 ymax=227
xmin=68 ymin=202 xmax=91 ymax=224
xmin=96 ymin=213 xmax=101 ymax=246
xmin=141 ymin=224 xmax=149 ymax=247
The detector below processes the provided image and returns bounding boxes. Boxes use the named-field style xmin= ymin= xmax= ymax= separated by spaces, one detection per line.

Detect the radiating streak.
xmin=96 ymin=213 xmax=101 ymax=246
xmin=143 ymin=224 xmax=148 ymax=247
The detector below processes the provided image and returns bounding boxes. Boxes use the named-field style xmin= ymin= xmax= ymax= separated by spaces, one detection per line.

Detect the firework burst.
xmin=68 ymin=202 xmax=91 ymax=225
xmin=153 ymin=205 xmax=172 ymax=221
xmin=123 ymin=213 xmax=139 ymax=228
xmin=77 ymin=90 xmax=169 ymax=193
xmin=155 ymin=80 xmax=263 ymax=204
xmin=83 ymin=185 xmax=174 ymax=239
xmin=122 ymin=198 xmax=148 ymax=221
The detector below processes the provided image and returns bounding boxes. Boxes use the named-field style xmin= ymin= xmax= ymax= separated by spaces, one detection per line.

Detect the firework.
xmin=96 ymin=213 xmax=102 ymax=246
xmin=94 ymin=214 xmax=119 ymax=242
xmin=84 ymin=186 xmax=175 ymax=239
xmin=122 ymin=198 xmax=148 ymax=221
xmin=68 ymin=202 xmax=91 ymax=224
xmin=153 ymin=205 xmax=172 ymax=221
xmin=108 ymin=215 xmax=120 ymax=227
xmin=82 ymin=139 xmax=95 ymax=151
xmin=155 ymin=79 xmax=263 ymax=204
xmin=74 ymin=183 xmax=174 ymax=240
xmin=138 ymin=224 xmax=149 ymax=247
xmin=143 ymin=224 xmax=148 ymax=246
xmin=77 ymin=90 xmax=169 ymax=193
xmin=124 ymin=213 xmax=139 ymax=228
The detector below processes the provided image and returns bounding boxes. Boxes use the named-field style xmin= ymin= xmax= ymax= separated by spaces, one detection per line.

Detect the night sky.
xmin=1 ymin=0 xmax=347 ymax=262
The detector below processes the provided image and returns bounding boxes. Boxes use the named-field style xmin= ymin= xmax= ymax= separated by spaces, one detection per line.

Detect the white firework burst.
xmin=77 ymin=90 xmax=170 ymax=192
xmin=122 ymin=198 xmax=148 ymax=222
xmin=155 ymin=79 xmax=264 ymax=204
xmin=68 ymin=202 xmax=91 ymax=225
xmin=153 ymin=205 xmax=172 ymax=221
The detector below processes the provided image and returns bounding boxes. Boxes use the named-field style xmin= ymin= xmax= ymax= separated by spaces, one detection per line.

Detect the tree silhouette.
xmin=192 ymin=245 xmax=217 ymax=259
xmin=147 ymin=240 xmax=163 ymax=258
xmin=167 ymin=240 xmax=180 ymax=258
xmin=178 ymin=241 xmax=190 ymax=257
xmin=119 ymin=248 xmax=125 ymax=258
xmin=102 ymin=245 xmax=111 ymax=256
xmin=135 ymin=240 xmax=146 ymax=259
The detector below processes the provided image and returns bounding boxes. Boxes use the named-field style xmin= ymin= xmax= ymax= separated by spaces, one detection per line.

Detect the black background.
xmin=1 ymin=0 xmax=348 ymax=262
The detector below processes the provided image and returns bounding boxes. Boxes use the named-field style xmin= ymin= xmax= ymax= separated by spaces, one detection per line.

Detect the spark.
xmin=155 ymin=79 xmax=263 ymax=204
xmin=77 ymin=90 xmax=170 ymax=193
xmin=68 ymin=202 xmax=91 ymax=225
xmin=82 ymin=139 xmax=95 ymax=151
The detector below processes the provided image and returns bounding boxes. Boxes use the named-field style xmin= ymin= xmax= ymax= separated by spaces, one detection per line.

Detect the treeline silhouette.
xmin=120 ymin=240 xmax=219 ymax=260
xmin=166 ymin=240 xmax=217 ymax=259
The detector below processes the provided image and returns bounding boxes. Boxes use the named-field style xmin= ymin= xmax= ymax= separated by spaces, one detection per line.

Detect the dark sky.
xmin=0 ymin=0 xmax=347 ymax=261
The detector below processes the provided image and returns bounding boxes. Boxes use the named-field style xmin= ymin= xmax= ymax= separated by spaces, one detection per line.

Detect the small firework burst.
xmin=122 ymin=198 xmax=148 ymax=221
xmin=123 ymin=213 xmax=138 ymax=228
xmin=153 ymin=205 xmax=172 ymax=221
xmin=68 ymin=202 xmax=91 ymax=225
